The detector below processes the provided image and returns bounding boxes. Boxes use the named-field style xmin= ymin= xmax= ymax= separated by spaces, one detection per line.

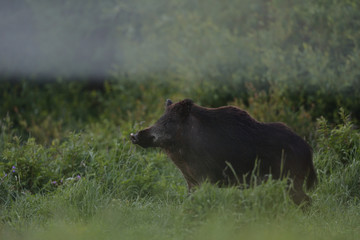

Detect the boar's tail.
xmin=303 ymin=145 xmax=317 ymax=190
xmin=306 ymin=165 xmax=318 ymax=190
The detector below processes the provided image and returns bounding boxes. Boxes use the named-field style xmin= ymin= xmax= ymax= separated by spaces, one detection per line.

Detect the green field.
xmin=1 ymin=84 xmax=359 ymax=240
xmin=1 ymin=0 xmax=360 ymax=239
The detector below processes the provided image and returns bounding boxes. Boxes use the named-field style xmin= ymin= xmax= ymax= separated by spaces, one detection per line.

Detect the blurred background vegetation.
xmin=1 ymin=0 xmax=360 ymax=141
xmin=1 ymin=0 xmax=360 ymax=239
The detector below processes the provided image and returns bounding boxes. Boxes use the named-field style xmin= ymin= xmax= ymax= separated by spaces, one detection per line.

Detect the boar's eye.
xmin=165 ymin=99 xmax=173 ymax=108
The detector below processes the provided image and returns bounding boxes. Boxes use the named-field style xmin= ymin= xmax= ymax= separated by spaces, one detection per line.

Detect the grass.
xmin=1 ymin=185 xmax=360 ymax=240
xmin=0 ymin=109 xmax=359 ymax=240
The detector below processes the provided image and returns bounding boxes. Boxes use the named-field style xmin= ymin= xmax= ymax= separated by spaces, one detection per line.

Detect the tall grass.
xmin=1 ymin=109 xmax=360 ymax=239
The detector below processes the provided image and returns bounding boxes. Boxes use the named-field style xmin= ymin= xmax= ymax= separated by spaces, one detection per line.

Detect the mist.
xmin=0 ymin=1 xmax=183 ymax=79
xmin=0 ymin=0 xmax=270 ymax=81
xmin=1 ymin=1 xmax=119 ymax=79
xmin=0 ymin=0 xmax=359 ymax=88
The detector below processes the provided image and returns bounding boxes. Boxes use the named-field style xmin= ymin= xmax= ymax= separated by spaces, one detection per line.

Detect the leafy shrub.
xmin=316 ymin=109 xmax=360 ymax=173
xmin=232 ymin=84 xmax=314 ymax=138
xmin=314 ymin=109 xmax=360 ymax=203
xmin=0 ymin=115 xmax=185 ymax=206
xmin=1 ymin=137 xmax=54 ymax=194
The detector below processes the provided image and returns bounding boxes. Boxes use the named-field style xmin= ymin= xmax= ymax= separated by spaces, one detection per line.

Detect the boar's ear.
xmin=165 ymin=99 xmax=173 ymax=108
xmin=177 ymin=99 xmax=193 ymax=118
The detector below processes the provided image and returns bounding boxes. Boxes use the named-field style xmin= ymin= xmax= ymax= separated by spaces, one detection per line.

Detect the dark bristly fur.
xmin=130 ymin=99 xmax=317 ymax=206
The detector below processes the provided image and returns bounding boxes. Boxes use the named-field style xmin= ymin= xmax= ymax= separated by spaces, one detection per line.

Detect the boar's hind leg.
xmin=184 ymin=176 xmax=198 ymax=193
xmin=289 ymin=181 xmax=311 ymax=207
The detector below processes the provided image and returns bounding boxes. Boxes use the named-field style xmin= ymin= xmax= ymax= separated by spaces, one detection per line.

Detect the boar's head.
xmin=130 ymin=99 xmax=193 ymax=149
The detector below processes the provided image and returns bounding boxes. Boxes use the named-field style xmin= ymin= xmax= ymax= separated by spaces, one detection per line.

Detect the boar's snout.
xmin=130 ymin=132 xmax=139 ymax=144
xmin=130 ymin=129 xmax=156 ymax=148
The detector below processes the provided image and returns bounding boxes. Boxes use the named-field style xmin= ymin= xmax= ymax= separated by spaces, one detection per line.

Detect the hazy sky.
xmin=0 ymin=1 xmax=122 ymax=79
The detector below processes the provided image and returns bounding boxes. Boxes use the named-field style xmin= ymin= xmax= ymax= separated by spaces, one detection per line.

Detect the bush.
xmin=0 ymin=115 xmax=185 ymax=206
xmin=1 ymin=137 xmax=54 ymax=194
xmin=232 ymin=84 xmax=314 ymax=138
xmin=314 ymin=109 xmax=360 ymax=203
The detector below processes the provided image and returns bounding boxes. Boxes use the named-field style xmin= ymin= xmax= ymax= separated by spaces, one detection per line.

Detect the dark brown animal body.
xmin=130 ymin=99 xmax=317 ymax=205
